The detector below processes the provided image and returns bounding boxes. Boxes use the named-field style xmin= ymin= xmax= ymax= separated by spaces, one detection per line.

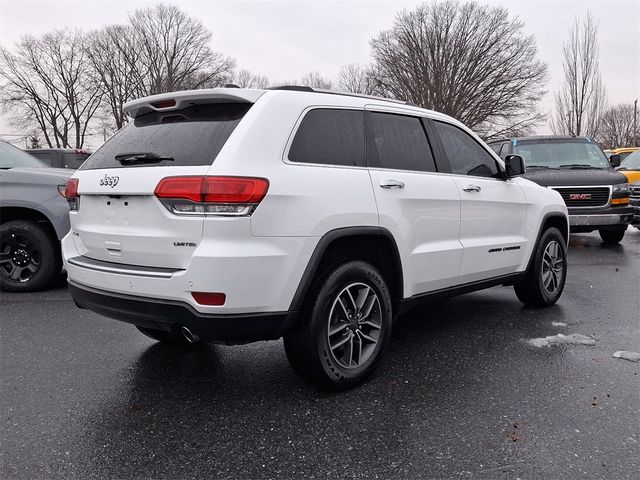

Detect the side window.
xmin=489 ymin=143 xmax=502 ymax=155
xmin=368 ymin=112 xmax=437 ymax=172
xmin=289 ymin=109 xmax=365 ymax=167
xmin=435 ymin=121 xmax=499 ymax=178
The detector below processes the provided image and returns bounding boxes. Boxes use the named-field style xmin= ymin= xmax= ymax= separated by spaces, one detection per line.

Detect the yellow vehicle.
xmin=616 ymin=150 xmax=640 ymax=184
xmin=605 ymin=147 xmax=639 ymax=162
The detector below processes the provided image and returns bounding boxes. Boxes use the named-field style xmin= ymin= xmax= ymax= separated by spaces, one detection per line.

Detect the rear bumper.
xmin=568 ymin=206 xmax=634 ymax=232
xmin=69 ymin=281 xmax=297 ymax=342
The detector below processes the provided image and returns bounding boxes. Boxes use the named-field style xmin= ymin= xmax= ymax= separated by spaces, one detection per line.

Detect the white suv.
xmin=62 ymin=87 xmax=569 ymax=390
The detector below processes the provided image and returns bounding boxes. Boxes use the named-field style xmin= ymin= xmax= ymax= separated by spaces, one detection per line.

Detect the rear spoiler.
xmin=123 ymin=88 xmax=267 ymax=119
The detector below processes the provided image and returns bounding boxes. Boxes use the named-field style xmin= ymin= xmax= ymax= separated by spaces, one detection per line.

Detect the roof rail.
xmin=268 ymin=85 xmax=414 ymax=106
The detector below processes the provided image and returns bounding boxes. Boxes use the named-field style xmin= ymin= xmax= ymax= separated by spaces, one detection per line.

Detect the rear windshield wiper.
xmin=115 ymin=152 xmax=175 ymax=165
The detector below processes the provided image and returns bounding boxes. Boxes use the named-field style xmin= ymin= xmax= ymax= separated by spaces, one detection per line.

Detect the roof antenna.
xmin=223 ymin=84 xmax=240 ymax=88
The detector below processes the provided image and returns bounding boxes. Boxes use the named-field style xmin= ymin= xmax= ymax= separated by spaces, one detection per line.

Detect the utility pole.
xmin=634 ymin=99 xmax=638 ymax=147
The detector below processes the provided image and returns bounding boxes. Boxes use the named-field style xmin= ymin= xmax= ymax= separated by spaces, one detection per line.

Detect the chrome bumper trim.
xmin=67 ymin=256 xmax=183 ymax=278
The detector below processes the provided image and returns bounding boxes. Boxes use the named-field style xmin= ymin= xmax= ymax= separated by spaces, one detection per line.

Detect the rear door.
xmin=431 ymin=120 xmax=528 ymax=284
xmin=70 ymin=102 xmax=252 ymax=269
xmin=365 ymin=108 xmax=462 ymax=296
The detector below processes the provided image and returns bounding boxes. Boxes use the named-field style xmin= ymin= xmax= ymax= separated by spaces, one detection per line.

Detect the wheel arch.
xmin=525 ymin=212 xmax=569 ymax=272
xmin=0 ymin=206 xmax=59 ymax=241
xmin=288 ymin=227 xmax=404 ymax=314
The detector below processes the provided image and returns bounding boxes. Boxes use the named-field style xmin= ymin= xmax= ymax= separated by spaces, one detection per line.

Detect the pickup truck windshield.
xmin=514 ymin=139 xmax=610 ymax=169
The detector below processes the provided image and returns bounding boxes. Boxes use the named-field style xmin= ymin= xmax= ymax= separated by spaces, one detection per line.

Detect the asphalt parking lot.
xmin=1 ymin=230 xmax=639 ymax=480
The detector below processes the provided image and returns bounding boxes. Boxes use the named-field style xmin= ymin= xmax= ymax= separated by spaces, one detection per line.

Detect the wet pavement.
xmin=1 ymin=230 xmax=639 ymax=479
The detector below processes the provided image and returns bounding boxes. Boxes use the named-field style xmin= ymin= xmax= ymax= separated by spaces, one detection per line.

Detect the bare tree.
xmin=551 ymin=12 xmax=606 ymax=137
xmin=0 ymin=30 xmax=103 ymax=148
xmin=129 ymin=3 xmax=234 ymax=94
xmin=85 ymin=25 xmax=147 ymax=130
xmin=228 ymin=69 xmax=270 ymax=89
xmin=369 ymin=0 xmax=548 ymax=139
xmin=299 ymin=71 xmax=334 ymax=90
xmin=336 ymin=64 xmax=380 ymax=95
xmin=596 ymin=104 xmax=638 ymax=149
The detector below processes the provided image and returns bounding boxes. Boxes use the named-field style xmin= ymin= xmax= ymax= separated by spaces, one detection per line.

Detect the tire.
xmin=283 ymin=260 xmax=393 ymax=391
xmin=514 ymin=227 xmax=567 ymax=307
xmin=599 ymin=229 xmax=625 ymax=245
xmin=0 ymin=220 xmax=60 ymax=292
xmin=135 ymin=326 xmax=201 ymax=345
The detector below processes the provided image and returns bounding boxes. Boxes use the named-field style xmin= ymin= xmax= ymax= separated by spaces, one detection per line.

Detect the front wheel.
xmin=284 ymin=261 xmax=393 ymax=391
xmin=514 ymin=227 xmax=567 ymax=307
xmin=0 ymin=220 xmax=60 ymax=292
xmin=599 ymin=229 xmax=625 ymax=245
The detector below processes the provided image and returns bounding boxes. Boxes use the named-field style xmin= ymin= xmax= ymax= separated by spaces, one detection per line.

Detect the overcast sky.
xmin=0 ymin=0 xmax=638 ymax=147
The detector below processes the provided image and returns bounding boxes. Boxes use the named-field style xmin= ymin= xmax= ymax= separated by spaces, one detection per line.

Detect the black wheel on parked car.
xmin=284 ymin=260 xmax=393 ymax=391
xmin=135 ymin=326 xmax=201 ymax=345
xmin=598 ymin=229 xmax=626 ymax=245
xmin=0 ymin=220 xmax=60 ymax=292
xmin=514 ymin=227 xmax=567 ymax=307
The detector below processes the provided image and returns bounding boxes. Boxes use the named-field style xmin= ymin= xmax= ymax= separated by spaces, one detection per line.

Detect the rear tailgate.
xmin=70 ymin=100 xmax=255 ymax=269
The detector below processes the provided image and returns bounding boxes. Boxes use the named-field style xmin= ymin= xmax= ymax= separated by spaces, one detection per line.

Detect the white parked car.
xmin=62 ymin=87 xmax=569 ymax=390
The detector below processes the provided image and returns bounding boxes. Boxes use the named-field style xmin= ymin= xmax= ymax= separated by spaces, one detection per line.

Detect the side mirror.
xmin=504 ymin=154 xmax=525 ymax=177
xmin=609 ymin=154 xmax=621 ymax=168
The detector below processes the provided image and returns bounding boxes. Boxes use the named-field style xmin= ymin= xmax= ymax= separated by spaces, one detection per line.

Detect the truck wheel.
xmin=514 ymin=227 xmax=567 ymax=307
xmin=0 ymin=220 xmax=60 ymax=292
xmin=284 ymin=261 xmax=392 ymax=391
xmin=599 ymin=229 xmax=625 ymax=245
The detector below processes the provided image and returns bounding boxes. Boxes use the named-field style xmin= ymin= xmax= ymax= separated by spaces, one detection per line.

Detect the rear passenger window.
xmin=435 ymin=121 xmax=499 ymax=178
xmin=368 ymin=112 xmax=436 ymax=172
xmin=289 ymin=109 xmax=365 ymax=167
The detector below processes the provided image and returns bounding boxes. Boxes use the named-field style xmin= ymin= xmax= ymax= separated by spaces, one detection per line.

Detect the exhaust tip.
xmin=180 ymin=326 xmax=200 ymax=343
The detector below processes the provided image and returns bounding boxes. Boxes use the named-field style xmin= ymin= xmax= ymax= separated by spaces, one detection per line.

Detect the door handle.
xmin=380 ymin=180 xmax=405 ymax=189
xmin=462 ymin=184 xmax=481 ymax=192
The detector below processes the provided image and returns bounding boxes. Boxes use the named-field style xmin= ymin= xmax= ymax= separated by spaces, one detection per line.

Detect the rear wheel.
xmin=514 ymin=227 xmax=567 ymax=307
xmin=284 ymin=261 xmax=392 ymax=391
xmin=599 ymin=229 xmax=625 ymax=245
xmin=136 ymin=326 xmax=201 ymax=345
xmin=0 ymin=220 xmax=60 ymax=292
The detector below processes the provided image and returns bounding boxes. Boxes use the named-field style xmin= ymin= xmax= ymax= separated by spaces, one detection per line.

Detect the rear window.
xmin=63 ymin=152 xmax=89 ymax=169
xmin=288 ymin=109 xmax=365 ymax=167
xmin=80 ymin=103 xmax=252 ymax=170
xmin=29 ymin=151 xmax=57 ymax=167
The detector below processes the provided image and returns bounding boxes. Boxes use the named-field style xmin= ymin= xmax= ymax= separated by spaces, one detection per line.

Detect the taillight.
xmin=154 ymin=176 xmax=269 ymax=216
xmin=64 ymin=178 xmax=80 ymax=210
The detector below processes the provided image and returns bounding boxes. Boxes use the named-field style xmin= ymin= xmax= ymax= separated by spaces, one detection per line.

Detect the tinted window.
xmin=63 ymin=152 xmax=89 ymax=169
xmin=289 ymin=109 xmax=365 ymax=167
xmin=435 ymin=122 xmax=498 ymax=177
xmin=81 ymin=103 xmax=251 ymax=170
xmin=368 ymin=113 xmax=436 ymax=172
